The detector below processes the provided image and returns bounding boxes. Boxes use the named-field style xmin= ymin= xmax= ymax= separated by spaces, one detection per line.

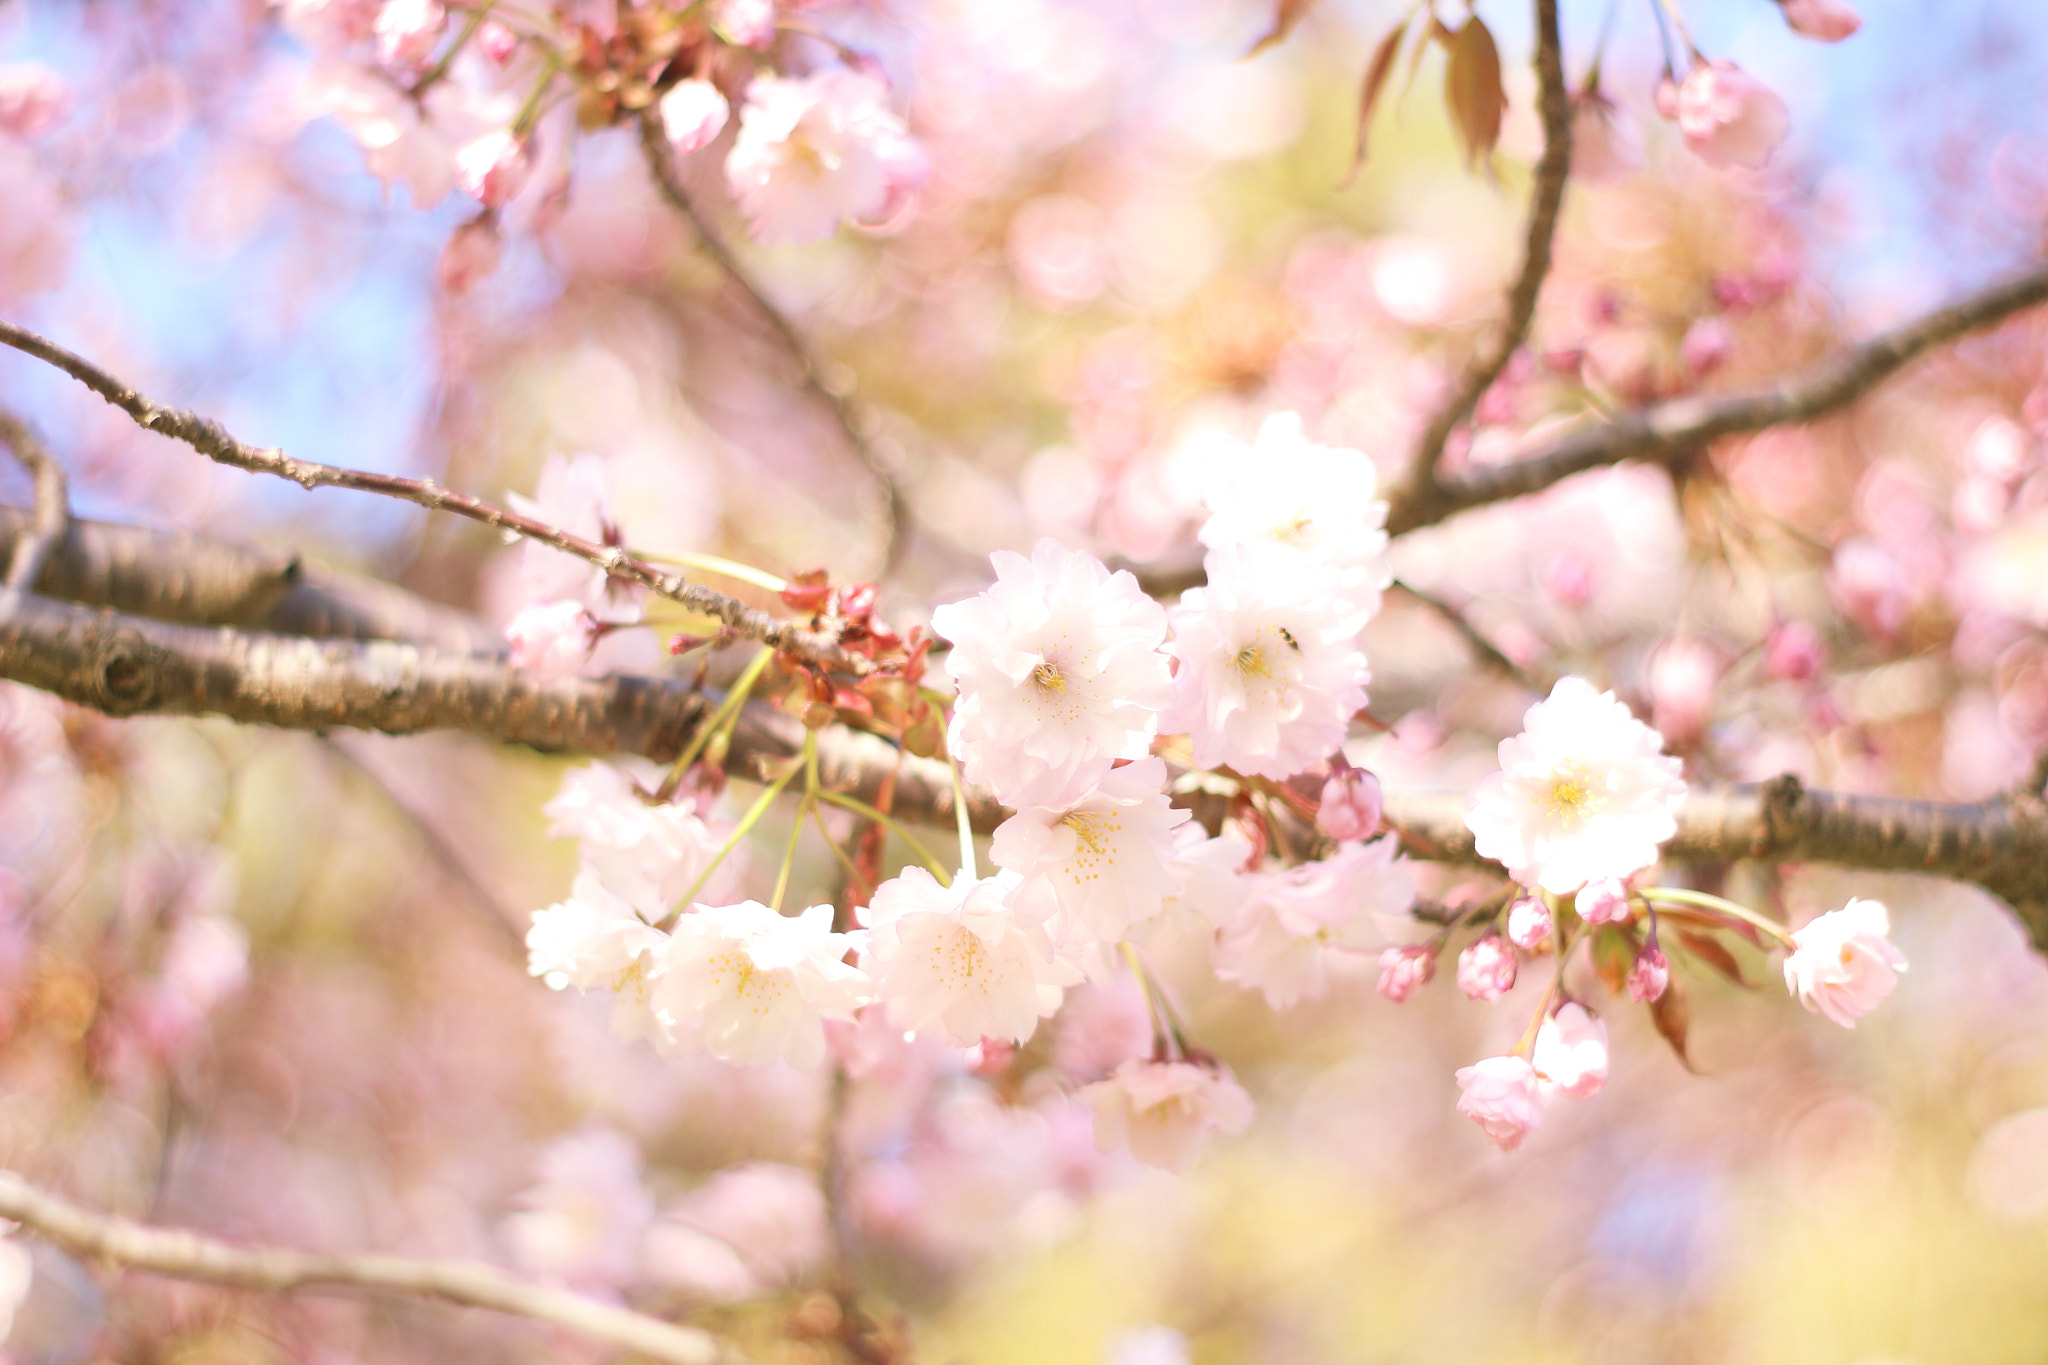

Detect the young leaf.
xmin=1591 ymin=925 xmax=1636 ymax=996
xmin=1345 ymin=20 xmax=1410 ymax=181
xmin=1246 ymin=0 xmax=1323 ymax=56
xmin=1649 ymin=976 xmax=1697 ymax=1072
xmin=1443 ymin=16 xmax=1507 ymax=169
xmin=1675 ymin=928 xmax=1748 ymax=986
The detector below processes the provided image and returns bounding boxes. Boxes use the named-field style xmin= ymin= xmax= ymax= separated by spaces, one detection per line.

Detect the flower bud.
xmin=659 ymin=79 xmax=731 ymax=156
xmin=437 ymin=216 xmax=502 ymax=294
xmin=478 ymin=19 xmax=519 ymax=64
xmin=1574 ymin=877 xmax=1632 ymax=926
xmin=0 ymin=63 xmax=71 ymax=140
xmin=375 ymin=0 xmax=446 ymax=68
xmin=1675 ymin=62 xmax=1789 ymax=170
xmin=1679 ymin=316 xmax=1734 ymax=379
xmin=1532 ymin=1003 xmax=1609 ymax=1099
xmin=455 ymin=129 xmax=532 ymax=209
xmin=1376 ymin=944 xmax=1436 ymax=1004
xmin=1626 ymin=946 xmax=1671 ymax=1002
xmin=1507 ymin=896 xmax=1553 ymax=952
xmin=712 ymin=0 xmax=777 ymax=49
xmin=1316 ymin=765 xmax=1383 ymax=842
xmin=1763 ymin=621 xmax=1824 ymax=682
xmin=1455 ymin=1055 xmax=1544 ymax=1151
xmin=1456 ymin=935 xmax=1517 ymax=1002
xmin=1779 ymin=0 xmax=1861 ymax=42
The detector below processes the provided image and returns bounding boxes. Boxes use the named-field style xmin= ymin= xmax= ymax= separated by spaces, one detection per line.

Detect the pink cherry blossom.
xmin=1569 ymin=90 xmax=1642 ymax=183
xmin=659 ymin=79 xmax=730 ymax=156
xmin=544 ymin=761 xmax=732 ymax=918
xmin=1455 ymin=1055 xmax=1544 ymax=1151
xmin=990 ymin=757 xmax=1190 ymax=945
xmin=0 ymin=63 xmax=73 ymax=140
xmin=1674 ymin=62 xmax=1790 ymax=170
xmin=1532 ymin=1003 xmax=1609 ymax=1099
xmin=477 ymin=19 xmax=519 ymax=63
xmin=1507 ymin=896 xmax=1553 ymax=951
xmin=1574 ymin=877 xmax=1632 ymax=927
xmin=507 ymin=454 xmax=645 ymax=623
xmin=1376 ymin=944 xmax=1435 ymax=1003
xmin=1626 ymin=946 xmax=1671 ymax=1003
xmin=1783 ymin=898 xmax=1907 ymax=1028
xmin=527 ymin=872 xmax=673 ymax=1047
xmin=724 ymin=69 xmax=928 ymax=245
xmin=1464 ymin=676 xmax=1687 ymax=896
xmin=506 ymin=599 xmax=597 ymax=677
xmin=437 ymin=215 xmax=503 ymax=293
xmin=503 ymin=1126 xmax=655 ymax=1287
xmin=1779 ymin=0 xmax=1861 ymax=42
xmin=648 ymin=1162 xmax=828 ymax=1300
xmin=1317 ymin=765 xmax=1383 ymax=842
xmin=862 ymin=867 xmax=1079 ymax=1046
xmin=0 ymin=139 xmax=74 ymax=303
xmin=1764 ymin=621 xmax=1825 ymax=681
xmin=1456 ymin=935 xmax=1517 ymax=1002
xmin=651 ymin=902 xmax=871 ymax=1067
xmin=456 ymin=128 xmax=533 ymax=208
xmin=932 ymin=538 xmax=1172 ymax=811
xmin=1215 ymin=837 xmax=1417 ymax=1007
xmin=1679 ymin=316 xmax=1735 ymax=378
xmin=711 ymin=0 xmax=778 ymax=49
xmin=1078 ymin=1059 xmax=1254 ymax=1173
xmin=374 ymin=0 xmax=445 ymax=69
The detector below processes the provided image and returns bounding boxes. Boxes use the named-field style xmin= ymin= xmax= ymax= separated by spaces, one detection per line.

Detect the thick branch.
xmin=0 ymin=413 xmax=68 ymax=591
xmin=1387 ymin=260 xmax=2048 ymax=535
xmin=1385 ymin=777 xmax=2048 ymax=951
xmin=0 ymin=1171 xmax=741 ymax=1365
xmin=1394 ymin=0 xmax=1572 ymax=502
xmin=638 ymin=117 xmax=909 ymax=574
xmin=0 ymin=322 xmax=865 ymax=673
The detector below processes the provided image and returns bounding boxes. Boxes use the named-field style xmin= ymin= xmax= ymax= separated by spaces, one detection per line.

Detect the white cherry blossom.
xmin=1079 ymin=1059 xmax=1254 ymax=1173
xmin=508 ymin=453 xmax=644 ymax=624
xmin=990 ymin=757 xmax=1190 ymax=946
xmin=651 ymin=902 xmax=870 ymax=1068
xmin=544 ymin=761 xmax=732 ymax=917
xmin=1214 ymin=837 xmax=1417 ymax=1007
xmin=1463 ymin=676 xmax=1687 ymax=896
xmin=724 ymin=69 xmax=928 ymax=245
xmin=527 ymin=872 xmax=672 ymax=1047
xmin=1782 ymin=898 xmax=1907 ymax=1028
xmin=932 ymin=538 xmax=1173 ymax=810
xmin=1532 ymin=1003 xmax=1609 ymax=1099
xmin=862 ymin=867 xmax=1079 ymax=1046
xmin=1163 ymin=548 xmax=1371 ymax=780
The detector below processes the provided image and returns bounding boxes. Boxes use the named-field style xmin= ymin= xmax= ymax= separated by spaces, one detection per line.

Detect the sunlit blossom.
xmin=1783 ymin=898 xmax=1907 ymax=1027
xmin=1079 ymin=1058 xmax=1254 ymax=1173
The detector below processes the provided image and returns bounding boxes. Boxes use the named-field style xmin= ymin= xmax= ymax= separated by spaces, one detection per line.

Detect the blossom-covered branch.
xmin=0 ymin=321 xmax=867 ymax=673
xmin=1396 ymin=0 xmax=1572 ymax=494
xmin=1387 ymin=259 xmax=2048 ymax=534
xmin=0 ymin=411 xmax=67 ymax=591
xmin=638 ymin=115 xmax=910 ymax=574
xmin=0 ymin=1171 xmax=742 ymax=1365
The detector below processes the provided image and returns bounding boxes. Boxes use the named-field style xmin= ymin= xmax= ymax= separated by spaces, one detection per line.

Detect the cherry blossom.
xmin=1215 ymin=838 xmax=1417 ymax=1007
xmin=647 ymin=1163 xmax=829 ymax=1300
xmin=527 ymin=872 xmax=673 ymax=1046
xmin=1779 ymin=0 xmax=1862 ymax=41
xmin=455 ymin=128 xmax=533 ymax=208
xmin=437 ymin=215 xmax=503 ymax=292
xmin=724 ymin=69 xmax=928 ymax=245
xmin=1569 ymin=90 xmax=1642 ymax=183
xmin=1376 ymin=944 xmax=1435 ymax=1003
xmin=544 ymin=762 xmax=731 ymax=917
xmin=711 ymin=0 xmax=778 ymax=50
xmin=1506 ymin=896 xmax=1553 ymax=952
xmin=1532 ymin=1004 xmax=1609 ymax=1099
xmin=1316 ymin=764 xmax=1383 ymax=842
xmin=1455 ymin=1055 xmax=1545 ymax=1152
xmin=1464 ymin=677 xmax=1687 ymax=896
xmin=990 ymin=757 xmax=1190 ymax=945
xmin=1456 ymin=935 xmax=1517 ymax=1002
xmin=373 ymin=0 xmax=444 ymax=69
xmin=659 ymin=79 xmax=731 ymax=157
xmin=1574 ymin=877 xmax=1631 ymax=926
xmin=1163 ymin=549 xmax=1371 ymax=781
xmin=651 ymin=902 xmax=870 ymax=1068
xmin=508 ymin=454 xmax=646 ymax=624
xmin=1674 ymin=62 xmax=1790 ymax=170
xmin=1783 ymin=898 xmax=1907 ymax=1027
xmin=932 ymin=539 xmax=1172 ymax=811
xmin=506 ymin=599 xmax=598 ymax=676
xmin=1626 ymin=946 xmax=1671 ymax=1003
xmin=502 ymin=1126 xmax=656 ymax=1287
xmin=0 ymin=63 xmax=73 ymax=140
xmin=862 ymin=867 xmax=1079 ymax=1046
xmin=1078 ymin=1058 xmax=1254 ymax=1173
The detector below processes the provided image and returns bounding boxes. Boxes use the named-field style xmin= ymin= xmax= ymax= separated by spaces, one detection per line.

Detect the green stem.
xmin=661 ymin=645 xmax=774 ymax=797
xmin=1120 ymin=942 xmax=1187 ymax=1061
xmin=635 ymin=548 xmax=789 ymax=594
xmin=770 ymin=796 xmax=810 ymax=912
xmin=510 ymin=53 xmax=561 ymax=136
xmin=1638 ymin=886 xmax=1793 ymax=946
xmin=944 ymin=747 xmax=976 ymax=881
xmin=662 ymin=764 xmax=798 ymax=927
xmin=815 ymin=790 xmax=950 ymax=886
xmin=411 ymin=0 xmax=495 ymax=98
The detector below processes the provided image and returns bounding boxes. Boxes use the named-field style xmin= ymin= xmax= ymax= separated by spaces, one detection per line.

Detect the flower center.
xmin=1234 ymin=645 xmax=1272 ymax=679
xmin=1540 ymin=765 xmax=1603 ymax=825
xmin=1032 ymin=661 xmax=1066 ymax=693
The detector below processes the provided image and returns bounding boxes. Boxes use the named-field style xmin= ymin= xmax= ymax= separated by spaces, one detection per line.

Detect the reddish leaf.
xmin=1345 ymin=21 xmax=1409 ymax=179
xmin=780 ymin=568 xmax=833 ymax=614
xmin=1443 ymin=16 xmax=1507 ymax=169
xmin=1246 ymin=0 xmax=1322 ymax=56
xmin=1675 ymin=929 xmax=1748 ymax=986
xmin=1649 ymin=976 xmax=1696 ymax=1072
xmin=1590 ymin=925 xmax=1637 ymax=996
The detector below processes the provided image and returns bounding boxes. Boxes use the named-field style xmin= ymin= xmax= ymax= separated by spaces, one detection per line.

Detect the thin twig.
xmin=0 ymin=1170 xmax=743 ymax=1365
xmin=0 ymin=321 xmax=866 ymax=674
xmin=1387 ymin=260 xmax=2048 ymax=534
xmin=1390 ymin=576 xmax=1543 ymax=690
xmin=1394 ymin=0 xmax=1572 ymax=500
xmin=0 ymin=411 xmax=69 ymax=590
xmin=638 ymin=117 xmax=910 ymax=575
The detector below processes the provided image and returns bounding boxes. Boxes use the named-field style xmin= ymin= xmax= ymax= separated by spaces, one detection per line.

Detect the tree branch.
xmin=638 ymin=117 xmax=910 ymax=575
xmin=0 ymin=1171 xmax=743 ymax=1365
xmin=0 ymin=322 xmax=866 ymax=674
xmin=1386 ymin=259 xmax=2048 ymax=535
xmin=1384 ymin=777 xmax=2048 ymax=951
xmin=0 ymin=412 xmax=69 ymax=591
xmin=1393 ymin=0 xmax=1572 ymax=504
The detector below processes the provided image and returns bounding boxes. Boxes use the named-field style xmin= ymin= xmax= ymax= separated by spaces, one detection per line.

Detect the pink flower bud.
xmin=1783 ymin=898 xmax=1906 ymax=1027
xmin=437 ymin=217 xmax=502 ymax=294
xmin=478 ymin=19 xmax=520 ymax=64
xmin=1653 ymin=74 xmax=1680 ymax=121
xmin=1507 ymin=896 xmax=1553 ymax=952
xmin=1376 ymin=944 xmax=1436 ymax=1003
xmin=1532 ymin=1003 xmax=1609 ymax=1099
xmin=1456 ymin=935 xmax=1517 ymax=1002
xmin=1779 ymin=0 xmax=1861 ymax=42
xmin=712 ymin=0 xmax=777 ymax=49
xmin=375 ymin=0 xmax=446 ymax=68
xmin=1569 ymin=91 xmax=1641 ymax=184
xmin=658 ymin=79 xmax=731 ymax=157
xmin=1626 ymin=946 xmax=1670 ymax=1002
xmin=1679 ymin=316 xmax=1734 ymax=379
xmin=1316 ymin=766 xmax=1383 ymax=841
xmin=1674 ymin=62 xmax=1790 ymax=170
xmin=1574 ymin=878 xmax=1632 ymax=926
xmin=0 ymin=63 xmax=73 ymax=140
xmin=1763 ymin=621 xmax=1825 ymax=681
xmin=1648 ymin=635 xmax=1720 ymax=744
xmin=455 ymin=129 xmax=532 ymax=209
xmin=1454 ymin=1054 xmax=1544 ymax=1151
